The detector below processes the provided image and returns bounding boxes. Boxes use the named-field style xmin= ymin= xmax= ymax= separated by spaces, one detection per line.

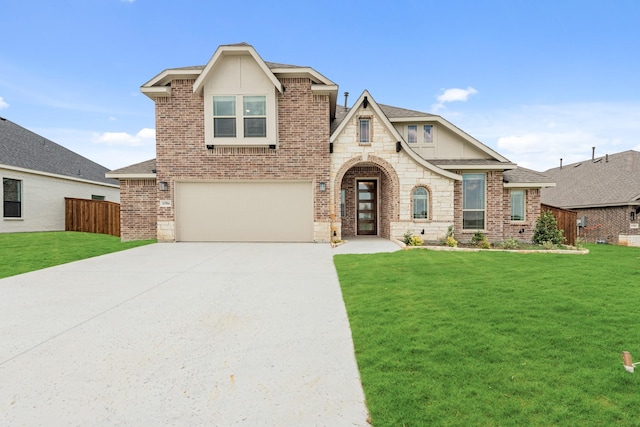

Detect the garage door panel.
xmin=175 ymin=181 xmax=313 ymax=242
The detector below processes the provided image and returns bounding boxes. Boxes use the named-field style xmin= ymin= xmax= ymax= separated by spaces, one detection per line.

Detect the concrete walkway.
xmin=332 ymin=236 xmax=402 ymax=255
xmin=0 ymin=243 xmax=371 ymax=426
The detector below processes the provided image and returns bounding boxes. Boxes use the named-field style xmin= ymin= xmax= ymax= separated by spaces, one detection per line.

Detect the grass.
xmin=334 ymin=244 xmax=640 ymax=426
xmin=0 ymin=231 xmax=155 ymax=279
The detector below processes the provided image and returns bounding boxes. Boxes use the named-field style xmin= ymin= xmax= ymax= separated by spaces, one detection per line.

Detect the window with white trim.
xmin=213 ymin=95 xmax=267 ymax=139
xmin=3 ymin=178 xmax=22 ymax=218
xmin=462 ymin=173 xmax=485 ymax=229
xmin=243 ymin=96 xmax=266 ymax=137
xmin=412 ymin=187 xmax=429 ymax=219
xmin=408 ymin=125 xmax=417 ymax=143
xmin=424 ymin=125 xmax=433 ymax=143
xmin=213 ymin=96 xmax=236 ymax=137
xmin=510 ymin=190 xmax=525 ymax=221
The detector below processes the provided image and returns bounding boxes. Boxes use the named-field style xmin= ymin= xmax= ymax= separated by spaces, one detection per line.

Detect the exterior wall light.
xmin=158 ymin=181 xmax=168 ymax=191
xmin=319 ymin=182 xmax=326 ymax=192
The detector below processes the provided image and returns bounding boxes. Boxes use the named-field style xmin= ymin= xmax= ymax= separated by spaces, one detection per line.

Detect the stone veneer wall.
xmin=119 ymin=179 xmax=157 ymax=241
xmin=331 ymin=103 xmax=455 ymax=242
xmin=153 ymin=78 xmax=331 ymax=241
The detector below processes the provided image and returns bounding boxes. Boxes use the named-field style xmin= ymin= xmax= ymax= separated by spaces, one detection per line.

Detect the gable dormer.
xmin=191 ymin=44 xmax=283 ymax=148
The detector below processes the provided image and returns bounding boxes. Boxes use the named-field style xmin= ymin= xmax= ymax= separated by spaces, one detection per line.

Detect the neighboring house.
xmin=107 ymin=43 xmax=553 ymax=243
xmin=1 ymin=117 xmax=120 ymax=233
xmin=541 ymin=150 xmax=640 ymax=246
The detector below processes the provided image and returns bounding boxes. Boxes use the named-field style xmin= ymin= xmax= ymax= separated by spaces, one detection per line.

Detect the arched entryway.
xmin=335 ymin=156 xmax=399 ymax=239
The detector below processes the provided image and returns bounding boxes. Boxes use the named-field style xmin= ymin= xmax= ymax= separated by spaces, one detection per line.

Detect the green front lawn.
xmin=335 ymin=245 xmax=640 ymax=426
xmin=0 ymin=231 xmax=155 ymax=279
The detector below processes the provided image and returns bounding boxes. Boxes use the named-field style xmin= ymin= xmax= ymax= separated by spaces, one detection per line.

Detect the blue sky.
xmin=1 ymin=0 xmax=639 ymax=171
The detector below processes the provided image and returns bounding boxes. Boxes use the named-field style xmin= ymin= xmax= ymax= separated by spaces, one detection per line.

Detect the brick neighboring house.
xmin=541 ymin=150 xmax=640 ymax=246
xmin=107 ymin=43 xmax=553 ymax=243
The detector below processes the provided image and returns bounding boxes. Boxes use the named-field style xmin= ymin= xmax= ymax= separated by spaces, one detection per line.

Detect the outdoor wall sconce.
xmin=396 ymin=141 xmax=402 ymax=152
xmin=158 ymin=181 xmax=168 ymax=191
xmin=206 ymin=144 xmax=214 ymax=150
xmin=329 ymin=142 xmax=333 ymax=153
xmin=319 ymin=182 xmax=327 ymax=192
xmin=363 ymin=96 xmax=369 ymax=109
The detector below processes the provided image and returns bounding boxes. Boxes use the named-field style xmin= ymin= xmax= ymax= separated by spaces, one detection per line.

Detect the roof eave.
xmin=437 ymin=163 xmax=518 ymax=171
xmin=104 ymin=172 xmax=157 ymax=180
xmin=504 ymin=182 xmax=556 ymax=188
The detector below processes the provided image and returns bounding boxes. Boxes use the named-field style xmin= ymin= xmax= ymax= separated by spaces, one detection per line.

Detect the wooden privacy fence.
xmin=541 ymin=203 xmax=577 ymax=246
xmin=65 ymin=198 xmax=120 ymax=237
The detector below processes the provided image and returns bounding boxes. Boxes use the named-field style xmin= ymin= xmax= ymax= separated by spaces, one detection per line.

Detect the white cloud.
xmin=0 ymin=96 xmax=8 ymax=109
xmin=447 ymin=102 xmax=640 ymax=171
xmin=432 ymin=87 xmax=478 ymax=111
xmin=92 ymin=128 xmax=155 ymax=147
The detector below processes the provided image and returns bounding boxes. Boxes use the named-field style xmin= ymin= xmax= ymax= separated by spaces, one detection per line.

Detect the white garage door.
xmin=175 ymin=181 xmax=313 ymax=242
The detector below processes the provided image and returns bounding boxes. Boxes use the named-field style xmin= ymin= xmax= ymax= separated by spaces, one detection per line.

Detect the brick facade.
xmin=119 ymin=179 xmax=157 ymax=241
xmin=153 ymin=78 xmax=330 ymax=241
xmin=575 ymin=206 xmax=640 ymax=244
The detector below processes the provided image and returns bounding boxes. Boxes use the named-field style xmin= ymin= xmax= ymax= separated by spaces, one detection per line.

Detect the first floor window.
xmin=3 ymin=178 xmax=22 ymax=218
xmin=462 ymin=173 xmax=485 ymax=229
xmin=359 ymin=118 xmax=370 ymax=143
xmin=340 ymin=189 xmax=346 ymax=217
xmin=510 ymin=190 xmax=525 ymax=221
xmin=213 ymin=96 xmax=237 ymax=137
xmin=243 ymin=95 xmax=266 ymax=137
xmin=413 ymin=187 xmax=429 ymax=219
xmin=408 ymin=125 xmax=417 ymax=143
xmin=92 ymin=195 xmax=105 ymax=201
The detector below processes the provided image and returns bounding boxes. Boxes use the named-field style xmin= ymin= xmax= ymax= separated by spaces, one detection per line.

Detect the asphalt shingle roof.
xmin=541 ymin=150 xmax=640 ymax=208
xmin=0 ymin=117 xmax=117 ymax=185
xmin=108 ymin=158 xmax=156 ymax=175
xmin=504 ymin=167 xmax=554 ymax=184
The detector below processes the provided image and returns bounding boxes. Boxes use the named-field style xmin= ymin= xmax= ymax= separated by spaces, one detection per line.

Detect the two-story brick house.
xmin=107 ymin=43 xmax=553 ymax=243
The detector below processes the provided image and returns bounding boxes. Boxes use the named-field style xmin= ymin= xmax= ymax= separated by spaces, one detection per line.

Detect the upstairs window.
xmin=213 ymin=96 xmax=236 ymax=137
xmin=424 ymin=125 xmax=433 ymax=143
xmin=408 ymin=125 xmax=417 ymax=143
xmin=462 ymin=173 xmax=485 ymax=230
xmin=359 ymin=118 xmax=370 ymax=144
xmin=412 ymin=187 xmax=429 ymax=219
xmin=510 ymin=190 xmax=525 ymax=221
xmin=3 ymin=178 xmax=22 ymax=218
xmin=243 ymin=96 xmax=266 ymax=137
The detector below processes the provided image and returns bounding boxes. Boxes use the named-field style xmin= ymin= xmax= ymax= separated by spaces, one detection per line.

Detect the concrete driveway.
xmin=0 ymin=243 xmax=371 ymax=426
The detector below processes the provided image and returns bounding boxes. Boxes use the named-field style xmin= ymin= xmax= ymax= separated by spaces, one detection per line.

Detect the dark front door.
xmin=357 ymin=180 xmax=377 ymax=235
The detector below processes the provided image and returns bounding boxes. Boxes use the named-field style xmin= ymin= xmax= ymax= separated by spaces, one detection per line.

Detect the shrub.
xmin=408 ymin=235 xmax=424 ymax=246
xmin=478 ymin=239 xmax=491 ymax=249
xmin=499 ymin=238 xmax=520 ymax=249
xmin=471 ymin=231 xmax=485 ymax=246
xmin=542 ymin=240 xmax=557 ymax=250
xmin=445 ymin=236 xmax=458 ymax=247
xmin=403 ymin=231 xmax=423 ymax=246
xmin=532 ymin=210 xmax=565 ymax=245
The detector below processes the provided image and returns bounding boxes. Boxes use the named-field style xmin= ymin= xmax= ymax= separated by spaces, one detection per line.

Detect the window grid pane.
xmin=243 ymin=96 xmax=266 ymax=116
xmin=214 ymin=118 xmax=236 ymax=137
xmin=359 ymin=119 xmax=370 ymax=143
xmin=244 ymin=117 xmax=266 ymax=137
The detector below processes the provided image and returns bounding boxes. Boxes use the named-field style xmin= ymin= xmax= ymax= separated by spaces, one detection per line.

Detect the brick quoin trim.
xmin=153 ymin=77 xmax=330 ymax=241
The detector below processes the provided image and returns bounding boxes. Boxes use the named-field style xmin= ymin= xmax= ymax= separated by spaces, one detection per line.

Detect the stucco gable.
xmin=192 ymin=44 xmax=283 ymax=95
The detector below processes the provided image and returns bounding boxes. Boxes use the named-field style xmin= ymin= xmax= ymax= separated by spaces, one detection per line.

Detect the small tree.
xmin=532 ymin=210 xmax=565 ymax=245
